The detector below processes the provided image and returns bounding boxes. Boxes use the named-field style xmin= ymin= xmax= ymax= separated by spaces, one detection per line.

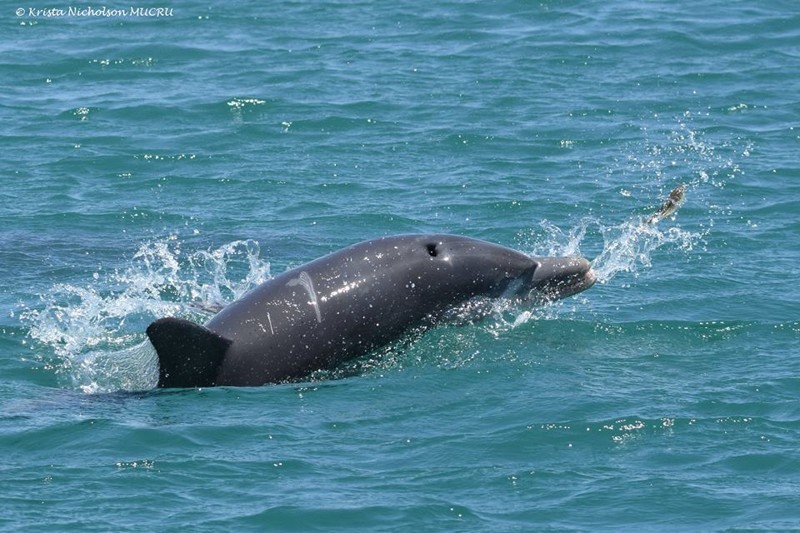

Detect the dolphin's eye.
xmin=426 ymin=243 xmax=438 ymax=257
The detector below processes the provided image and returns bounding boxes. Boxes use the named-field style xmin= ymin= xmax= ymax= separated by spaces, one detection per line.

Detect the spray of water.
xmin=590 ymin=184 xmax=696 ymax=284
xmin=21 ymin=237 xmax=270 ymax=393
xmin=503 ymin=111 xmax=750 ymax=329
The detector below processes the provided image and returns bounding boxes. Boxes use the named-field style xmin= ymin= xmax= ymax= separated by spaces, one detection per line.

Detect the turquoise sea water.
xmin=2 ymin=1 xmax=800 ymax=530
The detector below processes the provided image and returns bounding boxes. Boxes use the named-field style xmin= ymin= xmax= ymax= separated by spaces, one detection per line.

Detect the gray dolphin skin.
xmin=146 ymin=234 xmax=596 ymax=388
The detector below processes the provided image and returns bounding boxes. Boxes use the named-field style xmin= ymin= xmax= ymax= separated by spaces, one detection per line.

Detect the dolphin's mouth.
xmin=529 ymin=256 xmax=596 ymax=302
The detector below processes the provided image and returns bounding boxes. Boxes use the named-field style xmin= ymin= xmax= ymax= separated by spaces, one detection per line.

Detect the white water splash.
xmin=590 ymin=212 xmax=698 ymax=284
xmin=21 ymin=236 xmax=271 ymax=393
xmin=504 ymin=112 xmax=750 ymax=329
xmin=524 ymin=183 xmax=701 ymax=288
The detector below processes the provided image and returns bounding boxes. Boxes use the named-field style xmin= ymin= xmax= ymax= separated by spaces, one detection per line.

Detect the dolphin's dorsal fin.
xmin=146 ymin=317 xmax=232 ymax=388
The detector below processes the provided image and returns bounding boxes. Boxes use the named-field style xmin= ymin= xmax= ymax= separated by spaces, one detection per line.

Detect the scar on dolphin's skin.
xmin=287 ymin=271 xmax=322 ymax=323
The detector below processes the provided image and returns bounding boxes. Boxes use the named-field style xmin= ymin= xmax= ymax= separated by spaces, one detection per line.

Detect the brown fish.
xmin=647 ymin=184 xmax=686 ymax=224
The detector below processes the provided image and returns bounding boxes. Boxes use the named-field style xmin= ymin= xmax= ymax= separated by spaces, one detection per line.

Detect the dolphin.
xmin=146 ymin=234 xmax=595 ymax=387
